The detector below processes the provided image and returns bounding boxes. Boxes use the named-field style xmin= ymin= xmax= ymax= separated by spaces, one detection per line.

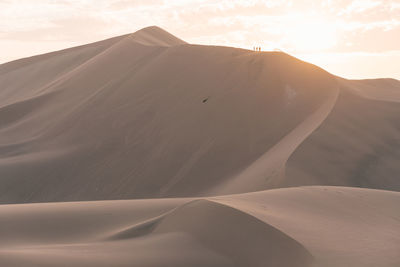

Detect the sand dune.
xmin=213 ymin=186 xmax=400 ymax=267
xmin=0 ymin=187 xmax=398 ymax=267
xmin=287 ymin=77 xmax=400 ymax=191
xmin=1 ymin=26 xmax=400 ymax=266
xmin=0 ymin=26 xmax=338 ymax=203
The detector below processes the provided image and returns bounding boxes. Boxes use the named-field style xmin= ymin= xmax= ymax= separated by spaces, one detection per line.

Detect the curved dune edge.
xmin=0 ymin=187 xmax=399 ymax=267
xmin=107 ymin=199 xmax=313 ymax=267
xmin=0 ymin=198 xmax=313 ymax=267
xmin=287 ymin=77 xmax=400 ymax=191
xmin=211 ymin=81 xmax=339 ymax=194
xmin=212 ymin=186 xmax=400 ymax=267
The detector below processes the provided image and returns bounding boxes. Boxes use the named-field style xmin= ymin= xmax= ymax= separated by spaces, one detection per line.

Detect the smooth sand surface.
xmin=0 ymin=187 xmax=398 ymax=267
xmin=287 ymin=77 xmax=400 ymax=191
xmin=0 ymin=26 xmax=339 ymax=203
xmin=1 ymin=26 xmax=399 ymax=266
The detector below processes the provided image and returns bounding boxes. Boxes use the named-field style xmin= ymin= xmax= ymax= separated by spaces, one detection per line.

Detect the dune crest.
xmin=128 ymin=26 xmax=187 ymax=47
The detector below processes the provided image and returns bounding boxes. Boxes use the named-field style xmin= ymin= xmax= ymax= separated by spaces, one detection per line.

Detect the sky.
xmin=1 ymin=0 xmax=399 ymax=79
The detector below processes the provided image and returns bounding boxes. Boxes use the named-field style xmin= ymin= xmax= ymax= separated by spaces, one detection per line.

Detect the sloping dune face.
xmin=287 ymin=78 xmax=400 ymax=190
xmin=0 ymin=26 xmax=337 ymax=203
xmin=213 ymin=186 xmax=400 ymax=267
xmin=0 ymin=197 xmax=312 ymax=267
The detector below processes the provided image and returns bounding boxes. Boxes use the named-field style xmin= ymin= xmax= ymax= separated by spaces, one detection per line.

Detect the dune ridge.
xmin=287 ymin=77 xmax=400 ymax=191
xmin=0 ymin=187 xmax=398 ymax=266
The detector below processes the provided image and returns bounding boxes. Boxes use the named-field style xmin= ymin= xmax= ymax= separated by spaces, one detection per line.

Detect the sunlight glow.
xmin=282 ymin=14 xmax=338 ymax=52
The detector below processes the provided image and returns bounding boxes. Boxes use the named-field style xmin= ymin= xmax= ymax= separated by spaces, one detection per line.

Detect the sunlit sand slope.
xmin=0 ymin=26 xmax=337 ymax=203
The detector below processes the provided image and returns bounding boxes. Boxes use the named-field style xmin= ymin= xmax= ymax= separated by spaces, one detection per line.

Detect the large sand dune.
xmin=0 ymin=26 xmax=399 ymax=266
xmin=0 ymin=26 xmax=339 ymax=203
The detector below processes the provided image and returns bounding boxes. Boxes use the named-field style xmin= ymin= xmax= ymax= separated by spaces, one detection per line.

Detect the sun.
xmin=282 ymin=14 xmax=338 ymax=52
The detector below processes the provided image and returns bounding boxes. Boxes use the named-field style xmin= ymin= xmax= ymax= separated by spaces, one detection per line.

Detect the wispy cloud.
xmin=339 ymin=0 xmax=382 ymax=14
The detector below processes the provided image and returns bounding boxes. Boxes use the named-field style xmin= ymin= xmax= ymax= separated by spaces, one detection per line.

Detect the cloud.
xmin=340 ymin=0 xmax=382 ymax=14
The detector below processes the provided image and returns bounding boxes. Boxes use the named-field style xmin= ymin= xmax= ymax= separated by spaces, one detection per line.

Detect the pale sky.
xmin=1 ymin=0 xmax=399 ymax=79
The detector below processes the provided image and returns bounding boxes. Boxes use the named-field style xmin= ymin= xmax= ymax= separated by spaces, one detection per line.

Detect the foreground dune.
xmin=1 ymin=26 xmax=399 ymax=266
xmin=0 ymin=186 xmax=398 ymax=267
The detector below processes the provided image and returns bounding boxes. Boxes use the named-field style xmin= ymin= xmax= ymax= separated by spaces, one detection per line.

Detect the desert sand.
xmin=0 ymin=26 xmax=399 ymax=266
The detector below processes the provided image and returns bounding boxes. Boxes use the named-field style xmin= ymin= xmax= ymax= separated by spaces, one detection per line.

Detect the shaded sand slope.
xmin=0 ymin=186 xmax=398 ymax=267
xmin=0 ymin=35 xmax=126 ymax=106
xmin=0 ymin=26 xmax=337 ymax=203
xmin=213 ymin=186 xmax=400 ymax=267
xmin=287 ymin=78 xmax=400 ymax=190
xmin=0 ymin=198 xmax=312 ymax=267
xmin=213 ymin=83 xmax=337 ymax=194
